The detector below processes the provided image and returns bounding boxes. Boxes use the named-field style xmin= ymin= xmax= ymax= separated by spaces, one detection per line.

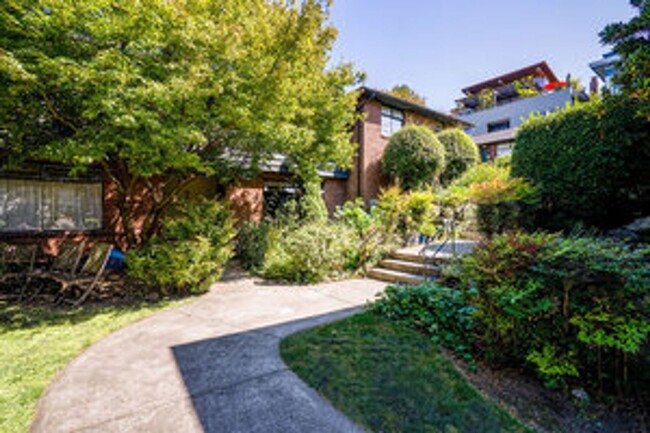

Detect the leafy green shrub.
xmin=493 ymin=154 xmax=511 ymax=168
xmin=127 ymin=199 xmax=235 ymax=294
xmin=404 ymin=189 xmax=437 ymax=236
xmin=383 ymin=125 xmax=446 ymax=189
xmin=460 ymin=231 xmax=650 ymax=393
xmin=236 ymin=221 xmax=270 ymax=270
xmin=512 ymin=96 xmax=650 ymax=230
xmin=375 ymin=186 xmax=407 ymax=236
xmin=469 ymin=177 xmax=538 ymax=238
xmin=436 ymin=128 xmax=480 ymax=185
xmin=262 ymin=221 xmax=356 ymax=283
xmin=301 ymin=180 xmax=328 ymax=222
xmin=371 ymin=283 xmax=476 ymax=357
xmin=335 ymin=199 xmax=394 ymax=270
xmin=452 ymin=162 xmax=509 ymax=188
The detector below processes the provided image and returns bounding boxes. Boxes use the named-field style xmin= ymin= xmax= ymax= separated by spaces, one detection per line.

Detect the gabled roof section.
xmin=462 ymin=61 xmax=559 ymax=95
xmin=359 ymin=87 xmax=472 ymax=128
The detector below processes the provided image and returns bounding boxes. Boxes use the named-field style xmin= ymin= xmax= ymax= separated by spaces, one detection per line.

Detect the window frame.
xmin=0 ymin=169 xmax=104 ymax=234
xmin=487 ymin=119 xmax=511 ymax=133
xmin=381 ymin=106 xmax=405 ymax=137
xmin=495 ymin=143 xmax=514 ymax=158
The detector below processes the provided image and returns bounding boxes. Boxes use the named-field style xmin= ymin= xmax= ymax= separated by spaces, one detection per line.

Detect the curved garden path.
xmin=31 ymin=272 xmax=385 ymax=432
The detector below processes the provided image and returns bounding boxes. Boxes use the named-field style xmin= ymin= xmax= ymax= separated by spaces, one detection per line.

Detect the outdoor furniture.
xmin=71 ymin=243 xmax=113 ymax=306
xmin=1 ymin=243 xmax=39 ymax=299
xmin=31 ymin=241 xmax=114 ymax=305
xmin=9 ymin=241 xmax=114 ymax=305
xmin=50 ymin=240 xmax=86 ymax=276
xmin=1 ymin=243 xmax=38 ymax=277
xmin=27 ymin=240 xmax=85 ymax=302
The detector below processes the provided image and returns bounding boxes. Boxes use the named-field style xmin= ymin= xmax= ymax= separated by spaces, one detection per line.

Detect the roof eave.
xmin=359 ymin=87 xmax=472 ymax=128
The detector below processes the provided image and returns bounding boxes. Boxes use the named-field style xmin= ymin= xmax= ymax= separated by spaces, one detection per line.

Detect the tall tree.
xmin=0 ymin=0 xmax=361 ymax=247
xmin=386 ymin=84 xmax=426 ymax=105
xmin=599 ymin=0 xmax=650 ymax=118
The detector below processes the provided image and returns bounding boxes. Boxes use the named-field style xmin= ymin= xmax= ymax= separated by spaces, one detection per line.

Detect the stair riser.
xmin=380 ymin=261 xmax=439 ymax=276
xmin=367 ymin=270 xmax=426 ymax=285
xmin=390 ymin=251 xmax=450 ymax=264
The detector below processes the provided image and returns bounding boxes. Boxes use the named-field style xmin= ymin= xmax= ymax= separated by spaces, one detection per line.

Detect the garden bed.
xmin=452 ymin=357 xmax=648 ymax=433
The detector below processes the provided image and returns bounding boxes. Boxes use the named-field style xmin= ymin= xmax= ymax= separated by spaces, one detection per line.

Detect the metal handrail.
xmin=418 ymin=201 xmax=469 ymax=278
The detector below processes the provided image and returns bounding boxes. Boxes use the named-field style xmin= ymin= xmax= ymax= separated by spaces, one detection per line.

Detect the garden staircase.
xmin=368 ymin=246 xmax=452 ymax=285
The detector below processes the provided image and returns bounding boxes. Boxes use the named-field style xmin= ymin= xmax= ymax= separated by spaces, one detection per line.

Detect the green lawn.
xmin=281 ymin=312 xmax=530 ymax=433
xmin=0 ymin=298 xmax=189 ymax=432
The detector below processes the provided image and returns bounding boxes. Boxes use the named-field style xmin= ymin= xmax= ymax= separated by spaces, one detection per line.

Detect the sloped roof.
xmin=462 ymin=61 xmax=558 ymax=95
xmin=472 ymin=128 xmax=517 ymax=146
xmin=359 ymin=87 xmax=472 ymax=128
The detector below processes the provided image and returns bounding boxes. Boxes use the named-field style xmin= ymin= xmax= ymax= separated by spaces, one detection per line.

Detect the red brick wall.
xmin=323 ymin=179 xmax=347 ymax=216
xmin=349 ymin=99 xmax=456 ymax=204
xmin=0 ymin=175 xmax=219 ymax=252
xmin=227 ymin=179 xmax=264 ymax=223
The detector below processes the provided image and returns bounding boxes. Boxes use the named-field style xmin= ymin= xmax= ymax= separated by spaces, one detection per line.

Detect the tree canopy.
xmin=0 ymin=0 xmax=361 ymax=246
xmin=599 ymin=0 xmax=649 ymax=119
xmin=386 ymin=84 xmax=426 ymax=106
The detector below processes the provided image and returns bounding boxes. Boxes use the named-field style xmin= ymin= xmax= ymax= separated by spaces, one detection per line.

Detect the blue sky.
xmin=328 ymin=0 xmax=636 ymax=112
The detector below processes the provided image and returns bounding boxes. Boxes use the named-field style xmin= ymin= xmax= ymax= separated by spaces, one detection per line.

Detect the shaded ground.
xmin=31 ymin=275 xmax=385 ymax=432
xmin=452 ymin=358 xmax=649 ymax=433
xmin=281 ymin=312 xmax=529 ymax=433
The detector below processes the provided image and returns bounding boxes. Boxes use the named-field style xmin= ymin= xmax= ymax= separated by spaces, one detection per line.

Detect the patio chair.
xmin=50 ymin=240 xmax=86 ymax=275
xmin=0 ymin=243 xmax=39 ymax=299
xmin=38 ymin=242 xmax=112 ymax=306
xmin=71 ymin=243 xmax=113 ymax=306
xmin=27 ymin=241 xmax=85 ymax=301
xmin=1 ymin=243 xmax=38 ymax=271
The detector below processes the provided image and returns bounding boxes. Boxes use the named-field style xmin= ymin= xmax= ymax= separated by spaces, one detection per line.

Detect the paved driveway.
xmin=32 ymin=274 xmax=386 ymax=432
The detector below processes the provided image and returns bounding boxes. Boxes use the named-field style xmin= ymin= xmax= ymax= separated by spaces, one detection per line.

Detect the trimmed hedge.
xmin=512 ymin=96 xmax=650 ymax=229
xmin=436 ymin=128 xmax=480 ymax=185
xmin=383 ymin=125 xmax=445 ymax=189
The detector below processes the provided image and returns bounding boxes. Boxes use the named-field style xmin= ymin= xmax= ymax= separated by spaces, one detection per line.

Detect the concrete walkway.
xmin=32 ymin=273 xmax=386 ymax=432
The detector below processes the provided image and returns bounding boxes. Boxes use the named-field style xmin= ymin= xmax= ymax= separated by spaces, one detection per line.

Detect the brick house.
xmin=345 ymin=87 xmax=471 ymax=206
xmin=0 ymin=88 xmax=468 ymax=250
xmin=227 ymin=87 xmax=471 ymax=217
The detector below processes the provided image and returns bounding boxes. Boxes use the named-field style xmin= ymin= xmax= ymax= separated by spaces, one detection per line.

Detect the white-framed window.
xmin=381 ymin=106 xmax=404 ymax=136
xmin=496 ymin=144 xmax=513 ymax=158
xmin=487 ymin=119 xmax=511 ymax=133
xmin=0 ymin=178 xmax=103 ymax=232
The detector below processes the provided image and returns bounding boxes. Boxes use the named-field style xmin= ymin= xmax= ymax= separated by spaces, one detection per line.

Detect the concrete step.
xmin=379 ymin=259 xmax=440 ymax=276
xmin=367 ymin=267 xmax=427 ymax=285
xmin=390 ymin=249 xmax=452 ymax=264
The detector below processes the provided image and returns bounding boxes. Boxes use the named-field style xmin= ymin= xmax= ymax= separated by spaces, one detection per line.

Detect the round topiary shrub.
xmin=436 ymin=128 xmax=480 ymax=185
xmin=383 ymin=125 xmax=446 ymax=190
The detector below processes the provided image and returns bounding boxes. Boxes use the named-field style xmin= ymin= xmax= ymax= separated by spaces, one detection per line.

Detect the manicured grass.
xmin=0 ymin=298 xmax=189 ymax=432
xmin=281 ymin=312 xmax=530 ymax=433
